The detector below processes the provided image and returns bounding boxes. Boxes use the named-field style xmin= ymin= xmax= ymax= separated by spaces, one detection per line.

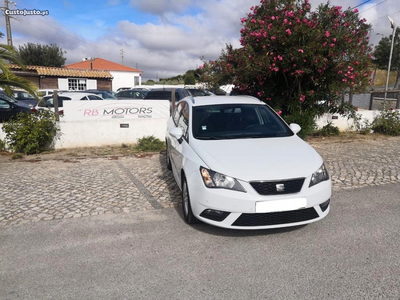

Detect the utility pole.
xmin=384 ymin=17 xmax=396 ymax=104
xmin=4 ymin=0 xmax=15 ymax=47
xmin=120 ymin=49 xmax=124 ymax=65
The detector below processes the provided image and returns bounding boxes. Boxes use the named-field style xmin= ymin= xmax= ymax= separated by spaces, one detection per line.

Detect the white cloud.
xmin=129 ymin=0 xmax=192 ymax=16
xmin=1 ymin=0 xmax=398 ymax=82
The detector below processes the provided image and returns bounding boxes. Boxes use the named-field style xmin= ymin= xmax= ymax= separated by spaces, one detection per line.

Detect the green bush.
xmin=0 ymin=138 xmax=5 ymax=151
xmin=184 ymin=74 xmax=196 ymax=85
xmin=282 ymin=113 xmax=316 ymax=139
xmin=2 ymin=109 xmax=59 ymax=154
xmin=313 ymin=122 xmax=340 ymax=137
xmin=371 ymin=108 xmax=400 ymax=136
xmin=135 ymin=136 xmax=165 ymax=152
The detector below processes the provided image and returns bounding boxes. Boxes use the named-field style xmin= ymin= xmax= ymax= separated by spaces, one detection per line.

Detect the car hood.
xmin=190 ymin=136 xmax=323 ymax=181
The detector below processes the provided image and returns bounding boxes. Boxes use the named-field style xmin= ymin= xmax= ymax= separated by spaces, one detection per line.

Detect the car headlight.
xmin=200 ymin=167 xmax=246 ymax=192
xmin=309 ymin=163 xmax=329 ymax=187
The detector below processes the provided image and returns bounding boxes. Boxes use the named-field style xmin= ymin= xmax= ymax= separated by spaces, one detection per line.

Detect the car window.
xmin=39 ymin=96 xmax=70 ymax=108
xmin=87 ymin=95 xmax=103 ymax=100
xmin=0 ymin=99 xmax=10 ymax=109
xmin=145 ymin=91 xmax=171 ymax=100
xmin=177 ymin=102 xmax=189 ymax=140
xmin=192 ymin=104 xmax=293 ymax=140
xmin=23 ymin=92 xmax=35 ymax=99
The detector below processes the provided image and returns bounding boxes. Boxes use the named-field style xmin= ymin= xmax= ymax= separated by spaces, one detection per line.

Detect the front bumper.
xmin=187 ymin=171 xmax=331 ymax=230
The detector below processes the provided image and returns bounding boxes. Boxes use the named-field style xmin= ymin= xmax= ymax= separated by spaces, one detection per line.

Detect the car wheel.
xmin=166 ymin=141 xmax=172 ymax=170
xmin=182 ymin=176 xmax=198 ymax=224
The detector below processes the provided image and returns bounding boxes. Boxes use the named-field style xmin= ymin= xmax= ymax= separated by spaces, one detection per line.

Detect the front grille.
xmin=250 ymin=178 xmax=305 ymax=195
xmin=232 ymin=208 xmax=319 ymax=227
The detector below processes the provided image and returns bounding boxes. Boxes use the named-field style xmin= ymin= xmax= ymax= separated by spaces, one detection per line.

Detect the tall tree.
xmin=18 ymin=43 xmax=67 ymax=67
xmin=200 ymin=0 xmax=372 ymax=117
xmin=373 ymin=27 xmax=400 ymax=88
xmin=0 ymin=33 xmax=37 ymax=96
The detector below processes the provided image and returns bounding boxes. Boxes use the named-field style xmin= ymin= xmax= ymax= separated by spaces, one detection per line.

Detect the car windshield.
xmin=0 ymin=93 xmax=16 ymax=103
xmin=192 ymin=104 xmax=293 ymax=140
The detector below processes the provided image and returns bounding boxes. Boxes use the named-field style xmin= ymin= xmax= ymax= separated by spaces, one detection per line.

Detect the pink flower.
xmin=277 ymin=110 xmax=282 ymax=115
xmin=298 ymin=49 xmax=304 ymax=53
xmin=353 ymin=8 xmax=358 ymax=13
xmin=330 ymin=43 xmax=335 ymax=47
xmin=286 ymin=29 xmax=292 ymax=35
xmin=311 ymin=90 xmax=314 ymax=94
xmin=271 ymin=16 xmax=275 ymax=20
xmin=300 ymin=94 xmax=306 ymax=102
xmin=271 ymin=36 xmax=276 ymax=40
xmin=325 ymin=31 xmax=330 ymax=37
xmin=277 ymin=55 xmax=283 ymax=61
xmin=240 ymin=18 xmax=246 ymax=23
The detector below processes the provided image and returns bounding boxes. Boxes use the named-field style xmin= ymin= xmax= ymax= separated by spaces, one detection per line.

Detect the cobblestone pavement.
xmin=1 ymin=136 xmax=400 ymax=227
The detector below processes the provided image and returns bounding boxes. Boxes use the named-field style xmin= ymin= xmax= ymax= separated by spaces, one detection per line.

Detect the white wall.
xmin=315 ymin=110 xmax=382 ymax=131
xmin=1 ymin=110 xmax=398 ymax=150
xmin=55 ymin=119 xmax=166 ymax=148
xmin=111 ymin=71 xmax=141 ymax=91
xmin=0 ymin=119 xmax=167 ymax=149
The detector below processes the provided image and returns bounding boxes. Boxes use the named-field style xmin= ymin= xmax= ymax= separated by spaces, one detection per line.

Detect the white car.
xmin=165 ymin=96 xmax=331 ymax=230
xmin=36 ymin=92 xmax=104 ymax=114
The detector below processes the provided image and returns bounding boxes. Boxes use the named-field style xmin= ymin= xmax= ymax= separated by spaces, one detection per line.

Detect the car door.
xmin=169 ymin=101 xmax=190 ymax=185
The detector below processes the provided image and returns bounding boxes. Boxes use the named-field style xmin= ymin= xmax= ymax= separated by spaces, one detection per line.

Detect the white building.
xmin=65 ymin=58 xmax=143 ymax=92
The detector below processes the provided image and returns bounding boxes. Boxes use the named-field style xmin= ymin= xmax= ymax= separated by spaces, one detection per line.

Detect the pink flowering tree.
xmin=199 ymin=0 xmax=372 ymax=130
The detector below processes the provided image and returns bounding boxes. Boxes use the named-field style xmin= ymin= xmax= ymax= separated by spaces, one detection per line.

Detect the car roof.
xmin=184 ymin=95 xmax=264 ymax=107
xmin=45 ymin=92 xmax=103 ymax=100
xmin=148 ymin=88 xmax=184 ymax=92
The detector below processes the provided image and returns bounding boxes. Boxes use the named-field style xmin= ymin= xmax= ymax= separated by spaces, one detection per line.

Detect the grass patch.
xmin=373 ymin=69 xmax=397 ymax=87
xmin=134 ymin=136 xmax=165 ymax=152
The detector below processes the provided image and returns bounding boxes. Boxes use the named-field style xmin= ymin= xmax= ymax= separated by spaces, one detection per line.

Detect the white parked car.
xmin=166 ymin=96 xmax=331 ymax=230
xmin=36 ymin=92 xmax=104 ymax=114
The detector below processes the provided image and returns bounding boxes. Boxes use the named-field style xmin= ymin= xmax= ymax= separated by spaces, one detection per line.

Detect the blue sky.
xmin=0 ymin=0 xmax=399 ymax=80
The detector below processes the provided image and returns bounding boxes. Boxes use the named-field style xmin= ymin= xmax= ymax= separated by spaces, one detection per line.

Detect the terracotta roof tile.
xmin=9 ymin=64 xmax=113 ymax=79
xmin=65 ymin=58 xmax=142 ymax=73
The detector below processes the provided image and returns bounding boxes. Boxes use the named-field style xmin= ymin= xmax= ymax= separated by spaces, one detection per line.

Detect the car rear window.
xmin=145 ymin=91 xmax=171 ymax=100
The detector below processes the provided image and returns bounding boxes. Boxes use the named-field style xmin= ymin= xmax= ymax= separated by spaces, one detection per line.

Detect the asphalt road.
xmin=1 ymin=183 xmax=400 ymax=300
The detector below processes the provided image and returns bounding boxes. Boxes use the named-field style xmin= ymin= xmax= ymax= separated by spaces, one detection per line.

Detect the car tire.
xmin=182 ymin=176 xmax=199 ymax=224
xmin=166 ymin=141 xmax=172 ymax=170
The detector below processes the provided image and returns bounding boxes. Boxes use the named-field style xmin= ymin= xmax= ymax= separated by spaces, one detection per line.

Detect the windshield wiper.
xmin=196 ymin=136 xmax=227 ymax=140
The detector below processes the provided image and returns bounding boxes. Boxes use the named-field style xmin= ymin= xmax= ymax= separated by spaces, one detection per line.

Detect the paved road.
xmin=1 ymin=136 xmax=400 ymax=227
xmin=0 ymin=184 xmax=399 ymax=300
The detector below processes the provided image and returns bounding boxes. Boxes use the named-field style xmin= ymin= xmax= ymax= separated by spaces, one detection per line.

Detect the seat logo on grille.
xmin=276 ymin=184 xmax=285 ymax=192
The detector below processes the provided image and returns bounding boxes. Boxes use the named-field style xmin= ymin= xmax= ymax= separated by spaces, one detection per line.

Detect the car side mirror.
xmin=169 ymin=127 xmax=183 ymax=141
xmin=289 ymin=123 xmax=301 ymax=134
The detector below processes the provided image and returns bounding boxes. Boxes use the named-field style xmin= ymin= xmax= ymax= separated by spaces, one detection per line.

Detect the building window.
xmin=68 ymin=78 xmax=87 ymax=91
